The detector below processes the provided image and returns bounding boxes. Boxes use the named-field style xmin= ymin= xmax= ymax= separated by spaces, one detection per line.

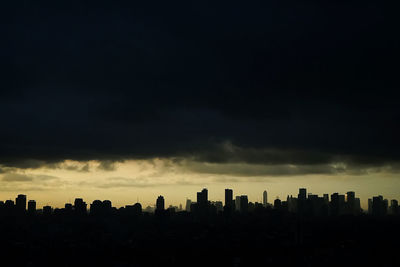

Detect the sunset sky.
xmin=1 ymin=1 xmax=400 ymax=209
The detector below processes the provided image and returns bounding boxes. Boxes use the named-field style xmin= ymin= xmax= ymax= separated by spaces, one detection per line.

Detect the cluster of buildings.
xmin=0 ymin=189 xmax=399 ymax=217
xmin=368 ymin=196 xmax=399 ymax=216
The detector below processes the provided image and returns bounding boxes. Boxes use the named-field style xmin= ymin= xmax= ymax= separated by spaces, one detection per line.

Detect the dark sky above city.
xmin=1 ymin=0 xmax=400 ymax=186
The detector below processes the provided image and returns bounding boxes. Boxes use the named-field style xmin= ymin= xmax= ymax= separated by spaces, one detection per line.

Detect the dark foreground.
xmin=0 ymin=211 xmax=399 ymax=267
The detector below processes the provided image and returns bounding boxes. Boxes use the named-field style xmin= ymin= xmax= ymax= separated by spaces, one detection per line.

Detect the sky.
xmin=1 ymin=0 xmax=400 ymax=209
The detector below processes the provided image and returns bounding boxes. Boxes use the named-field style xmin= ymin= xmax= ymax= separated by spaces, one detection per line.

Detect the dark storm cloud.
xmin=1 ymin=0 xmax=400 ymax=173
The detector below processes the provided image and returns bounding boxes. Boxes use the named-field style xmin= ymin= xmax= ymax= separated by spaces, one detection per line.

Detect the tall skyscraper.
xmin=372 ymin=195 xmax=386 ymax=216
xmin=235 ymin=196 xmax=241 ymax=211
xmin=74 ymin=198 xmax=87 ymax=214
xmin=225 ymin=189 xmax=233 ymax=209
xmin=156 ymin=195 xmax=165 ymax=211
xmin=263 ymin=190 xmax=268 ymax=207
xmin=15 ymin=194 xmax=27 ymax=212
xmin=240 ymin=195 xmax=248 ymax=213
xmin=185 ymin=199 xmax=192 ymax=212
xmin=298 ymin=188 xmax=307 ymax=200
xmin=197 ymin=188 xmax=208 ymax=206
xmin=28 ymin=200 xmax=36 ymax=214
xmin=347 ymin=191 xmax=356 ymax=214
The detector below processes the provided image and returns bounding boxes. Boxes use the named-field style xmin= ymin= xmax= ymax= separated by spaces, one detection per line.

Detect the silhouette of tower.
xmin=74 ymin=198 xmax=87 ymax=215
xmin=197 ymin=188 xmax=208 ymax=206
xmin=27 ymin=200 xmax=36 ymax=214
xmin=185 ymin=199 xmax=192 ymax=212
xmin=225 ymin=189 xmax=233 ymax=209
xmin=346 ymin=191 xmax=355 ymax=215
xmin=240 ymin=195 xmax=248 ymax=213
xmin=274 ymin=198 xmax=282 ymax=209
xmin=263 ymin=190 xmax=268 ymax=207
xmin=15 ymin=194 xmax=27 ymax=212
xmin=298 ymin=188 xmax=307 ymax=200
xmin=372 ymin=196 xmax=385 ymax=216
xmin=235 ymin=196 xmax=241 ymax=211
xmin=156 ymin=195 xmax=165 ymax=211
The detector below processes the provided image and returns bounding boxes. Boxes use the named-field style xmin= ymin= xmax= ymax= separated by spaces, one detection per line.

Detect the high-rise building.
xmin=240 ymin=195 xmax=248 ymax=213
xmin=225 ymin=189 xmax=233 ymax=209
xmin=330 ymin=193 xmax=340 ymax=216
xmin=274 ymin=198 xmax=282 ymax=209
xmin=27 ymin=200 xmax=36 ymax=214
xmin=103 ymin=200 xmax=112 ymax=211
xmin=355 ymin=198 xmax=361 ymax=214
xmin=263 ymin=190 xmax=268 ymax=207
xmin=347 ymin=191 xmax=355 ymax=215
xmin=235 ymin=196 xmax=241 ymax=211
xmin=197 ymin=188 xmax=208 ymax=206
xmin=156 ymin=195 xmax=165 ymax=211
xmin=185 ymin=199 xmax=192 ymax=212
xmin=74 ymin=198 xmax=87 ymax=214
xmin=372 ymin=196 xmax=386 ymax=216
xmin=90 ymin=200 xmax=103 ymax=214
xmin=15 ymin=194 xmax=27 ymax=212
xmin=298 ymin=188 xmax=307 ymax=200
xmin=390 ymin=200 xmax=399 ymax=215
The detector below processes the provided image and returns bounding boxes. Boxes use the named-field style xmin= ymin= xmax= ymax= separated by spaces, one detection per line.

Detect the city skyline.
xmin=2 ymin=1 xmax=400 ymax=221
xmin=3 ymin=187 xmax=398 ymax=213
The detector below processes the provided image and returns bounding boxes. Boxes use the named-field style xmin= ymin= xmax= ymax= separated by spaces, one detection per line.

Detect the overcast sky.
xmin=1 ymin=0 xmax=400 ymax=208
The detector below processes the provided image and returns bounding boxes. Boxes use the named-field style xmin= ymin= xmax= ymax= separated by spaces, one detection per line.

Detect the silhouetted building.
xmin=346 ymin=191 xmax=355 ymax=215
xmin=156 ymin=195 xmax=165 ymax=211
xmin=240 ymin=195 xmax=248 ymax=213
xmin=43 ymin=205 xmax=52 ymax=215
xmin=65 ymin=203 xmax=73 ymax=212
xmin=298 ymin=188 xmax=307 ymax=200
xmin=213 ymin=201 xmax=223 ymax=212
xmin=225 ymin=189 xmax=233 ymax=209
xmin=323 ymin=194 xmax=329 ymax=203
xmin=298 ymin=188 xmax=307 ymax=215
xmin=390 ymin=200 xmax=399 ymax=215
xmin=197 ymin=188 xmax=208 ymax=206
xmin=355 ymin=198 xmax=361 ymax=214
xmin=125 ymin=203 xmax=142 ymax=215
xmin=274 ymin=198 xmax=282 ymax=209
xmin=235 ymin=196 xmax=241 ymax=211
xmin=74 ymin=198 xmax=87 ymax=215
xmin=28 ymin=200 xmax=36 ymax=214
xmin=103 ymin=200 xmax=112 ymax=209
xmin=263 ymin=190 xmax=268 ymax=207
xmin=185 ymin=199 xmax=192 ymax=212
xmin=90 ymin=200 xmax=103 ymax=215
xmin=15 ymin=194 xmax=26 ymax=212
xmin=288 ymin=195 xmax=298 ymax=213
xmin=372 ymin=196 xmax=386 ymax=216
xmin=330 ymin=193 xmax=340 ymax=216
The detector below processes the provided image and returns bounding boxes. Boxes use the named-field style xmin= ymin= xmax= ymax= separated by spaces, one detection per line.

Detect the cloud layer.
xmin=1 ymin=0 xmax=399 ymax=175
